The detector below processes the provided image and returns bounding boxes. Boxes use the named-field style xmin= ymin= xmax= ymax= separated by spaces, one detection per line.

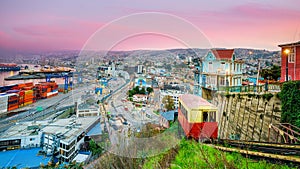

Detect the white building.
xmin=76 ymin=102 xmax=100 ymax=117
xmin=132 ymin=94 xmax=148 ymax=102
xmin=0 ymin=117 xmax=100 ymax=163
xmin=137 ymin=65 xmax=143 ymax=74
xmin=0 ymin=121 xmax=42 ymax=150
xmin=42 ymin=117 xmax=99 ymax=163
xmin=160 ymin=89 xmax=184 ymax=109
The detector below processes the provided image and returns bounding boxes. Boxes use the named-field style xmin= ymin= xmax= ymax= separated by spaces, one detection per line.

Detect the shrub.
xmin=280 ymin=81 xmax=300 ymax=128
xmin=262 ymin=93 xmax=273 ymax=101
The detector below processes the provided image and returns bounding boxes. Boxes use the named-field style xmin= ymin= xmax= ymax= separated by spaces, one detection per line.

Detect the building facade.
xmin=76 ymin=103 xmax=100 ymax=117
xmin=278 ymin=41 xmax=300 ymax=82
xmin=0 ymin=117 xmax=99 ymax=163
xmin=160 ymin=89 xmax=184 ymax=109
xmin=195 ymin=49 xmax=244 ymax=96
xmin=132 ymin=94 xmax=148 ymax=102
xmin=137 ymin=65 xmax=144 ymax=74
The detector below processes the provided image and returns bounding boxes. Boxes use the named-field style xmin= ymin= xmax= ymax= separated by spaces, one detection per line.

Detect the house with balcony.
xmin=195 ymin=49 xmax=244 ymax=96
xmin=278 ymin=41 xmax=300 ymax=82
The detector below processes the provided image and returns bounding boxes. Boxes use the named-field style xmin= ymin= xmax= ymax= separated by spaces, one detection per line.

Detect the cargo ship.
xmin=0 ymin=63 xmax=20 ymax=71
xmin=0 ymin=81 xmax=59 ymax=118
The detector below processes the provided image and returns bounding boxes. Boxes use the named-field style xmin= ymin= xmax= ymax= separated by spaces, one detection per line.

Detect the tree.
xmin=146 ymin=87 xmax=154 ymax=94
xmin=89 ymin=139 xmax=103 ymax=156
xmin=140 ymin=87 xmax=146 ymax=94
xmin=162 ymin=95 xmax=175 ymax=111
xmin=128 ymin=90 xmax=135 ymax=97
xmin=133 ymin=86 xmax=140 ymax=94
xmin=260 ymin=65 xmax=281 ymax=81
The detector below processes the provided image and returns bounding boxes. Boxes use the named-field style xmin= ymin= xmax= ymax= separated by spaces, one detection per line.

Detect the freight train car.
xmin=178 ymin=94 xmax=218 ymax=141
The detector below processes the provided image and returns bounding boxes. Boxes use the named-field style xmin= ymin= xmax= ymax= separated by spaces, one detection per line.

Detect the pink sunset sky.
xmin=0 ymin=0 xmax=300 ymax=53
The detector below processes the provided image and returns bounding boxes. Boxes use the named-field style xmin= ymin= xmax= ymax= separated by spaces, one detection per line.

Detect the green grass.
xmin=171 ymin=140 xmax=295 ymax=169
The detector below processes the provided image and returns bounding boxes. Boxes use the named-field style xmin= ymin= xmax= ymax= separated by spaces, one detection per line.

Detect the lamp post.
xmin=217 ymin=68 xmax=221 ymax=91
xmin=284 ymin=49 xmax=290 ymax=82
xmin=226 ymin=70 xmax=229 ymax=93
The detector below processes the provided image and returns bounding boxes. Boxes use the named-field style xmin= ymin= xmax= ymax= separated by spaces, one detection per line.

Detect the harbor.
xmin=0 ymin=64 xmax=72 ymax=86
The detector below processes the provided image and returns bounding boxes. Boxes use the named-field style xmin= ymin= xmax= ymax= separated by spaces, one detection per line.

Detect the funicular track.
xmin=212 ymin=139 xmax=300 ymax=165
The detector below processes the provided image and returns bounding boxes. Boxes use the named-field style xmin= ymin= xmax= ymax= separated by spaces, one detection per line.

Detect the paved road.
xmin=105 ymin=77 xmax=160 ymax=133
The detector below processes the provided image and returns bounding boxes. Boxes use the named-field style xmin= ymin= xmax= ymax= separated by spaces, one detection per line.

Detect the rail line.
xmin=213 ymin=139 xmax=300 ymax=165
xmin=0 ymin=94 xmax=73 ymax=133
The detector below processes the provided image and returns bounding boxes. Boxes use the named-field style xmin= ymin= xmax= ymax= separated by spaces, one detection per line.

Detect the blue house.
xmin=194 ymin=49 xmax=244 ymax=96
xmin=159 ymin=110 xmax=177 ymax=128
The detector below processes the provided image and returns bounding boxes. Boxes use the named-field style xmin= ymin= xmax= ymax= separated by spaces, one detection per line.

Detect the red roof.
xmin=211 ymin=49 xmax=234 ymax=60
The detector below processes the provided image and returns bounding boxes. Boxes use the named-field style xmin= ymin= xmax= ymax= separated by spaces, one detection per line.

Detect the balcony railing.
xmin=217 ymin=83 xmax=281 ymax=93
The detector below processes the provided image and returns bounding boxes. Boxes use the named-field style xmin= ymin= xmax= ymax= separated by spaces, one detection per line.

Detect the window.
xmin=206 ymin=76 xmax=210 ymax=85
xmin=203 ymin=112 xmax=208 ymax=122
xmin=210 ymin=76 xmax=216 ymax=86
xmin=221 ymin=62 xmax=226 ymax=70
xmin=219 ymin=77 xmax=225 ymax=86
xmin=208 ymin=62 xmax=213 ymax=72
xmin=179 ymin=103 xmax=188 ymax=119
xmin=209 ymin=112 xmax=216 ymax=122
xmin=288 ymin=47 xmax=295 ymax=63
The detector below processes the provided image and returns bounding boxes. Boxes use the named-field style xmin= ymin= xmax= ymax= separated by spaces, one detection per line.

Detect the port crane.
xmin=45 ymin=73 xmax=73 ymax=92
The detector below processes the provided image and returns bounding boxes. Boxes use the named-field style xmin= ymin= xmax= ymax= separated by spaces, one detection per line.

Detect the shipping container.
xmin=0 ymin=84 xmax=18 ymax=93
xmin=6 ymin=90 xmax=20 ymax=93
xmin=0 ymin=81 xmax=59 ymax=110
xmin=0 ymin=95 xmax=8 ymax=114
xmin=6 ymin=93 xmax=19 ymax=111
xmin=23 ymin=86 xmax=33 ymax=90
xmin=46 ymin=91 xmax=58 ymax=98
xmin=24 ymin=82 xmax=33 ymax=87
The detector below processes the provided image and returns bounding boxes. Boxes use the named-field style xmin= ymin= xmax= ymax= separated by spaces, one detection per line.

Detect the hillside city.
xmin=0 ymin=1 xmax=300 ymax=169
xmin=0 ymin=42 xmax=299 ymax=168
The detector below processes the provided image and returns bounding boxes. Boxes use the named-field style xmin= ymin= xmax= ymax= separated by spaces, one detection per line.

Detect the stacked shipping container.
xmin=0 ymin=81 xmax=60 ymax=117
xmin=7 ymin=93 xmax=18 ymax=111
xmin=35 ymin=82 xmax=58 ymax=99
xmin=24 ymin=90 xmax=33 ymax=106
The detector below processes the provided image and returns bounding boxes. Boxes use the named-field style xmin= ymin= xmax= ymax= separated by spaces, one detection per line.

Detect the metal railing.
xmin=217 ymin=83 xmax=281 ymax=93
xmin=268 ymin=123 xmax=300 ymax=144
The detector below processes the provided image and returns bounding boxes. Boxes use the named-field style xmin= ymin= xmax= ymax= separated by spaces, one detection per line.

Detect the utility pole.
xmin=256 ymin=59 xmax=261 ymax=92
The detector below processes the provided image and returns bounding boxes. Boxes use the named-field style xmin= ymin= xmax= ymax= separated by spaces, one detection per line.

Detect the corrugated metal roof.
xmin=179 ymin=94 xmax=216 ymax=109
xmin=160 ymin=110 xmax=176 ymax=121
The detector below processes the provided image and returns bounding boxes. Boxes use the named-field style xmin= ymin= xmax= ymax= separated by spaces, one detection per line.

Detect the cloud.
xmin=5 ymin=19 xmax=105 ymax=51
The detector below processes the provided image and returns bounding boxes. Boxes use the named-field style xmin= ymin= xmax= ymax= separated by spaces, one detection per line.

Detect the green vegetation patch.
xmin=128 ymin=86 xmax=153 ymax=97
xmin=279 ymin=80 xmax=300 ymax=128
xmin=171 ymin=140 xmax=294 ymax=169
